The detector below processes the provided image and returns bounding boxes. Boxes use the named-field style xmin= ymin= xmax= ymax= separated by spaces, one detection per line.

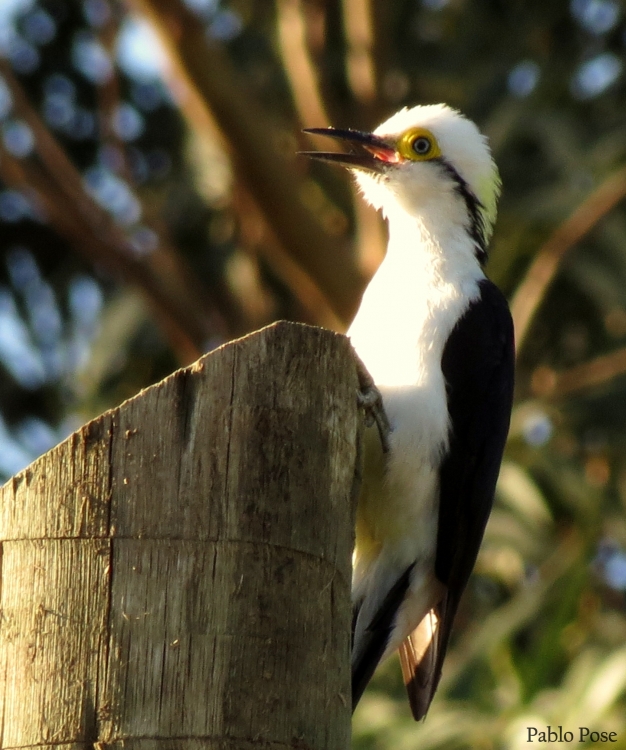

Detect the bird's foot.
xmin=354 ymin=356 xmax=391 ymax=454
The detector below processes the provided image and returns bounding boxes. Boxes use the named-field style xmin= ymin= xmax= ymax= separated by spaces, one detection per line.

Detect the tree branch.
xmin=128 ymin=0 xmax=366 ymax=323
xmin=530 ymin=347 xmax=626 ymax=400
xmin=0 ymin=60 xmax=228 ymax=362
xmin=276 ymin=0 xmax=332 ymax=129
xmin=342 ymin=0 xmax=377 ymax=106
xmin=275 ymin=0 xmax=386 ymax=285
xmin=511 ymin=164 xmax=626 ymax=351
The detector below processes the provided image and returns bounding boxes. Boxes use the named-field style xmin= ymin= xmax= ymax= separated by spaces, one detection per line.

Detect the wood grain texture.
xmin=0 ymin=321 xmax=361 ymax=750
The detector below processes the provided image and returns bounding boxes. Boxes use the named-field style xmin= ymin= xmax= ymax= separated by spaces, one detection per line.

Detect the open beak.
xmin=299 ymin=127 xmax=399 ymax=172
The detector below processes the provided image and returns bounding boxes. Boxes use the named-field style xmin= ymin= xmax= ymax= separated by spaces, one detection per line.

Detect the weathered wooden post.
xmin=0 ymin=321 xmax=361 ymax=749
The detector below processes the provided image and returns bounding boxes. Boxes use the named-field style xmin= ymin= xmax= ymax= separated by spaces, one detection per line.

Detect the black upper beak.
xmin=299 ymin=127 xmax=398 ymax=172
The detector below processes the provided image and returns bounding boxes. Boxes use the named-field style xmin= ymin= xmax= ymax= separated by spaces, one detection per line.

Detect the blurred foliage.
xmin=1 ymin=0 xmax=626 ymax=747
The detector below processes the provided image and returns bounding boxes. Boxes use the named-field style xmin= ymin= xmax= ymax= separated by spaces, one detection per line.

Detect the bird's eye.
xmin=411 ymin=136 xmax=432 ymax=155
xmin=397 ymin=127 xmax=441 ymax=161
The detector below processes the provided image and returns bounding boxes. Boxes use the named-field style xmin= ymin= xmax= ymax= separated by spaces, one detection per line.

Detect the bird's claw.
xmin=354 ymin=356 xmax=392 ymax=454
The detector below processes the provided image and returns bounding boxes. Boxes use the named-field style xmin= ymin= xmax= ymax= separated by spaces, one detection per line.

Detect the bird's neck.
xmin=384 ymin=203 xmax=484 ymax=292
xmin=348 ymin=203 xmax=485 ymax=386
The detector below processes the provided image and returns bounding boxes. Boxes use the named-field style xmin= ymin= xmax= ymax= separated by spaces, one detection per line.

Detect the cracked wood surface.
xmin=0 ymin=321 xmax=361 ymax=750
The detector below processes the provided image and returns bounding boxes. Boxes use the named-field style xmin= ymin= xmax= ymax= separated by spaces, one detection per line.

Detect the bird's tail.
xmin=398 ymin=607 xmax=441 ymax=720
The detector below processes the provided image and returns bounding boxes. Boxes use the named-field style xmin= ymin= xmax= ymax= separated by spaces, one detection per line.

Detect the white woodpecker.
xmin=302 ymin=104 xmax=515 ymax=720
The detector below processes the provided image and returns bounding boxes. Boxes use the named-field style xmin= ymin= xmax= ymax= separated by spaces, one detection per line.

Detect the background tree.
xmin=1 ymin=0 xmax=626 ymax=747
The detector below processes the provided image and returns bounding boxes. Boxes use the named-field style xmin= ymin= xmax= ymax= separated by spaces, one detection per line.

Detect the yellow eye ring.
xmin=397 ymin=128 xmax=441 ymax=161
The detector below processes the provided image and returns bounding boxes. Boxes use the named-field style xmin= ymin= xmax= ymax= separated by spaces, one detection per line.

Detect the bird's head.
xmin=302 ymin=104 xmax=500 ymax=260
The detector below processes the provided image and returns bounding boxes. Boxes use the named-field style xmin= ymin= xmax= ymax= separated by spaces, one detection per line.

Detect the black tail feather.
xmin=351 ymin=564 xmax=414 ymax=712
xmin=399 ymin=606 xmax=441 ymax=721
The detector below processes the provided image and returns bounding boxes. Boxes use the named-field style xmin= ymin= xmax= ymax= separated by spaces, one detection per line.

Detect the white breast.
xmin=350 ymin=211 xmax=484 ymax=591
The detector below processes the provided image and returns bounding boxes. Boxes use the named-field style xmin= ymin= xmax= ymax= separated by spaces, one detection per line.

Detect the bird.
xmin=301 ymin=104 xmax=515 ymax=720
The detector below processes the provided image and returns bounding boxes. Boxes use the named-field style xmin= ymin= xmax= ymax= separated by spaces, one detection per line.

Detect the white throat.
xmin=348 ymin=201 xmax=484 ymax=387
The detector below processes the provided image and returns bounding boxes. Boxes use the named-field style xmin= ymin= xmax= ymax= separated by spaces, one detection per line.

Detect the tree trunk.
xmin=0 ymin=321 xmax=361 ymax=749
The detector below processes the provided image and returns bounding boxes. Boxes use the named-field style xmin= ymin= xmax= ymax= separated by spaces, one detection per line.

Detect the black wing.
xmin=352 ymin=563 xmax=415 ymax=711
xmin=402 ymin=278 xmax=515 ymax=719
